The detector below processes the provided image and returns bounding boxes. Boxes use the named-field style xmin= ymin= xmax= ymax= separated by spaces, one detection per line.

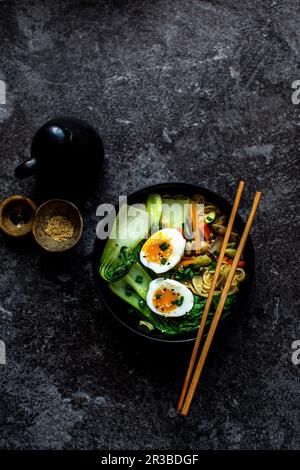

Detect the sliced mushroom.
xmin=185 ymin=241 xmax=193 ymax=256
xmin=184 ymin=240 xmax=210 ymax=255
xmin=211 ymin=224 xmax=227 ymax=236
xmin=229 ymin=231 xmax=239 ymax=242
xmin=209 ymin=235 xmax=223 ymax=255
xmin=217 ymin=215 xmax=227 ymax=226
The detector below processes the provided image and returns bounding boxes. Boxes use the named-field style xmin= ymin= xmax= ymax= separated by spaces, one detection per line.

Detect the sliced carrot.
xmin=197 ymin=218 xmax=211 ymax=242
xmin=203 ymin=223 xmax=211 ymax=241
xmin=221 ymin=256 xmax=246 ymax=268
xmin=180 ymin=258 xmax=198 ymax=266
xmin=191 ymin=202 xmax=201 ymax=254
xmin=180 ymin=255 xmax=212 ymax=266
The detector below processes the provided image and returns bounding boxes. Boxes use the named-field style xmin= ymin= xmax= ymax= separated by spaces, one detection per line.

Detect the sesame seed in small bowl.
xmin=33 ymin=199 xmax=83 ymax=252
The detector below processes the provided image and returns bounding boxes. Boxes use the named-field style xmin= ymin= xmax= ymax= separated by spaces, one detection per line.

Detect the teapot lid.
xmin=31 ymin=124 xmax=73 ymax=157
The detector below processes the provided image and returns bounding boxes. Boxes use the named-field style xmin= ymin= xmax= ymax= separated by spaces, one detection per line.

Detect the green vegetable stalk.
xmin=124 ymin=262 xmax=152 ymax=301
xmin=147 ymin=194 xmax=162 ymax=233
xmin=99 ymin=204 xmax=149 ymax=282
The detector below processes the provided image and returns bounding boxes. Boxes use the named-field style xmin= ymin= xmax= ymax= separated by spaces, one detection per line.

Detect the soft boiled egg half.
xmin=146 ymin=278 xmax=194 ymax=317
xmin=140 ymin=228 xmax=185 ymax=274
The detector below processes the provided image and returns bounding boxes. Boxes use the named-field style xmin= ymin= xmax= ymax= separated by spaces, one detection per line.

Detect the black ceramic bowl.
xmin=92 ymin=183 xmax=255 ymax=344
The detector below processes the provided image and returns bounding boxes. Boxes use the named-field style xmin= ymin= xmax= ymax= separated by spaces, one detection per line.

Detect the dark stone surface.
xmin=0 ymin=0 xmax=299 ymax=450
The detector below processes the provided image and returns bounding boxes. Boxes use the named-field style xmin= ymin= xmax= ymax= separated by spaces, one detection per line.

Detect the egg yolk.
xmin=153 ymin=287 xmax=180 ymax=313
xmin=142 ymin=238 xmax=173 ymax=264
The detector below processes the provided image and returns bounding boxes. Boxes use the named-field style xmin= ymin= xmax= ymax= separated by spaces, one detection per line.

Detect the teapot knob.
xmin=32 ymin=124 xmax=73 ymax=152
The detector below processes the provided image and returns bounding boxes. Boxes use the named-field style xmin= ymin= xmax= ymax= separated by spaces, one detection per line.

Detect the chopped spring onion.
xmin=204 ymin=210 xmax=216 ymax=224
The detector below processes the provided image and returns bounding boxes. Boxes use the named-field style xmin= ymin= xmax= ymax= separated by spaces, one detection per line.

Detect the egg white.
xmin=140 ymin=228 xmax=185 ymax=274
xmin=146 ymin=278 xmax=194 ymax=317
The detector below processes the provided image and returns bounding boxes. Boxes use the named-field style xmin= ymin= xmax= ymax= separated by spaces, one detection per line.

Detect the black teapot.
xmin=15 ymin=117 xmax=104 ymax=196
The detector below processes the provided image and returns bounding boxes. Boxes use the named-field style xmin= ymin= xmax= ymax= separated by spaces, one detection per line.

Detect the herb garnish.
xmin=171 ymin=296 xmax=184 ymax=306
xmin=125 ymin=285 xmax=134 ymax=297
xmin=159 ymin=242 xmax=169 ymax=251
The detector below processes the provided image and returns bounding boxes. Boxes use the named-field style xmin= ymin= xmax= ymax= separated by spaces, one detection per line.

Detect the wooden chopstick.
xmin=178 ymin=181 xmax=245 ymax=411
xmin=180 ymin=191 xmax=262 ymax=416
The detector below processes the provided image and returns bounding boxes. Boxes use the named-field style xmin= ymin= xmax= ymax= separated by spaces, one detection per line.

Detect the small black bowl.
xmin=92 ymin=183 xmax=255 ymax=344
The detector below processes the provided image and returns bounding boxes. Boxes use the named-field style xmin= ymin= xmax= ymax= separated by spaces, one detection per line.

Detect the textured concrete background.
xmin=0 ymin=0 xmax=299 ymax=450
